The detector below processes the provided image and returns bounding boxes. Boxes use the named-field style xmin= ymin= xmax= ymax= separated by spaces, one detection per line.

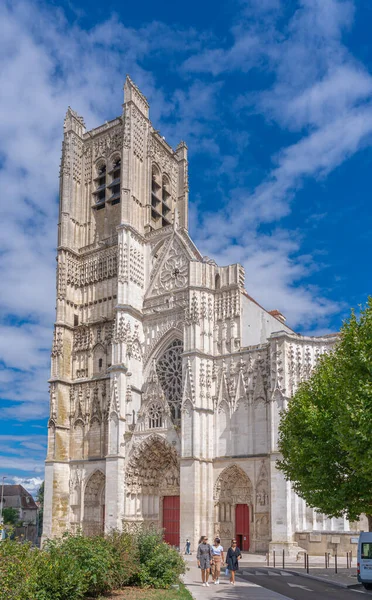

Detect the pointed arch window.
xmin=148 ymin=403 xmax=163 ymax=429
xmin=93 ymin=163 xmax=106 ymax=209
xmin=156 ymin=339 xmax=183 ymax=421
xmin=108 ymin=156 xmax=121 ymax=205
xmin=151 ymin=165 xmax=172 ymax=229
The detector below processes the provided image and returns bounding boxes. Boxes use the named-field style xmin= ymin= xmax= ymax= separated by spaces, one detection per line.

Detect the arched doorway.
xmin=214 ymin=465 xmax=253 ymax=551
xmin=83 ymin=470 xmax=105 ymax=536
xmin=125 ymin=435 xmax=180 ymax=546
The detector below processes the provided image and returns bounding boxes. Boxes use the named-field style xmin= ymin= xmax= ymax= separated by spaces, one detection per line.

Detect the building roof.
xmin=3 ymin=485 xmax=38 ymax=509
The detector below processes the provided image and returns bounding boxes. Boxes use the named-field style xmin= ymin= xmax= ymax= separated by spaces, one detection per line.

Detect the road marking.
xmin=280 ymin=571 xmax=294 ymax=576
xmin=288 ymin=583 xmax=313 ymax=591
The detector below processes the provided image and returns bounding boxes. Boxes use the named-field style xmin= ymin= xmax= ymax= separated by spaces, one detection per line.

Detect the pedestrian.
xmin=211 ymin=537 xmax=224 ymax=584
xmin=226 ymin=538 xmax=242 ymax=585
xmin=185 ymin=538 xmax=191 ymax=555
xmin=197 ymin=535 xmax=213 ymax=587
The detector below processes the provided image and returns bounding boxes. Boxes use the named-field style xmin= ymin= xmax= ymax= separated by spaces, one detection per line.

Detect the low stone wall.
xmin=294 ymin=531 xmax=360 ymax=555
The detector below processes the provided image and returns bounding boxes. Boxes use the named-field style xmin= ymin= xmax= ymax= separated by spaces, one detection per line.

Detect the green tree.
xmin=278 ymin=298 xmax=372 ymax=530
xmin=37 ymin=480 xmax=44 ymax=536
xmin=2 ymin=507 xmax=19 ymax=525
xmin=37 ymin=481 xmax=44 ymax=506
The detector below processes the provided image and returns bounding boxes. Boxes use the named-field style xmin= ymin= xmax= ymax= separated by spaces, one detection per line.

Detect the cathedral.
xmin=43 ymin=76 xmax=364 ymax=554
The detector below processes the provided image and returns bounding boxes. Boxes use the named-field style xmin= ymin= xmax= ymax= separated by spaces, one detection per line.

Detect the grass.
xmin=99 ymin=583 xmax=193 ymax=599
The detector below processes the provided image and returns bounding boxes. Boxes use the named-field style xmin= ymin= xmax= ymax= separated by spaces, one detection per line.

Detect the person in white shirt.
xmin=211 ymin=537 xmax=224 ymax=584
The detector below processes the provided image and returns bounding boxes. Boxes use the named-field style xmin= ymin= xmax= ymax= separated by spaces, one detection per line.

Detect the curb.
xmin=283 ymin=569 xmax=360 ymax=589
xmin=238 ymin=567 xmax=361 ymax=590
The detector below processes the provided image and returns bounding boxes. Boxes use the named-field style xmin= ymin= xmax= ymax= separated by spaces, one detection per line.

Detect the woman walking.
xmin=226 ymin=539 xmax=242 ymax=585
xmin=196 ymin=536 xmax=213 ymax=587
xmin=211 ymin=537 xmax=224 ymax=584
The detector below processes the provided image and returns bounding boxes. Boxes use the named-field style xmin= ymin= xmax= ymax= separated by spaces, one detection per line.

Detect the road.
xmin=238 ymin=568 xmax=372 ymax=599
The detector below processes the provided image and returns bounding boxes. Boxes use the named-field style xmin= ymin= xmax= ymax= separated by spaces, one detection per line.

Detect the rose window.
xmin=156 ymin=340 xmax=183 ymax=421
xmin=159 ymin=253 xmax=188 ymax=291
xmin=148 ymin=403 xmax=163 ymax=429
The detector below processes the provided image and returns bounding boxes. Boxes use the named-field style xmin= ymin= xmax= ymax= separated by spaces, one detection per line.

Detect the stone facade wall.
xmin=294 ymin=530 xmax=365 ymax=556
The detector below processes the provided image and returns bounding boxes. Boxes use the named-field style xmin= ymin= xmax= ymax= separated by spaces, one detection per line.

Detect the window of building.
xmin=161 ymin=175 xmax=171 ymax=227
xmin=108 ymin=156 xmax=121 ymax=205
xmin=98 ymin=358 xmax=103 ymax=371
xmin=93 ymin=163 xmax=106 ymax=208
xmin=151 ymin=165 xmax=162 ymax=227
xmin=148 ymin=403 xmax=163 ymax=429
xmin=150 ymin=166 xmax=173 ymax=229
xmin=156 ymin=339 xmax=183 ymax=421
xmin=74 ymin=314 xmax=79 ymax=326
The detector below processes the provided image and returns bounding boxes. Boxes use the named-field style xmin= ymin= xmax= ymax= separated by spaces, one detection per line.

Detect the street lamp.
xmin=0 ymin=476 xmax=7 ymax=523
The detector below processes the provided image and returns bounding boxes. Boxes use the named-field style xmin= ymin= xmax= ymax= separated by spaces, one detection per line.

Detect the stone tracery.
xmin=156 ymin=340 xmax=183 ymax=421
xmin=148 ymin=402 xmax=163 ymax=429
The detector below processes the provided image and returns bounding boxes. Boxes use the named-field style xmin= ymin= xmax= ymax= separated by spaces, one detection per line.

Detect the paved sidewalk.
xmin=183 ymin=557 xmax=291 ymax=600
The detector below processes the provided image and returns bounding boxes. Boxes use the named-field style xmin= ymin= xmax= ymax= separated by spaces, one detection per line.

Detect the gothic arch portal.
xmin=83 ymin=470 xmax=105 ymax=536
xmin=214 ymin=465 xmax=253 ymax=551
xmin=124 ymin=435 xmax=180 ymax=531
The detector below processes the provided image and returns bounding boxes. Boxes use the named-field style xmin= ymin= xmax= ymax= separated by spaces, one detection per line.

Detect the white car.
xmin=358 ymin=532 xmax=372 ymax=590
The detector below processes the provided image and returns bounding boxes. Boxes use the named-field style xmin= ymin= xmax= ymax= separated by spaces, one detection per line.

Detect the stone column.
xmin=269 ymin=453 xmax=298 ymax=556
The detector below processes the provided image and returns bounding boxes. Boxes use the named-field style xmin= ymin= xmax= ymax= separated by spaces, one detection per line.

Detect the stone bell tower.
xmin=43 ymin=76 xmax=190 ymax=539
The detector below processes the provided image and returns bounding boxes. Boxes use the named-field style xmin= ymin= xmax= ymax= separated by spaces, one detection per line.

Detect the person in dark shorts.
xmin=226 ymin=538 xmax=242 ymax=585
xmin=197 ymin=536 xmax=213 ymax=587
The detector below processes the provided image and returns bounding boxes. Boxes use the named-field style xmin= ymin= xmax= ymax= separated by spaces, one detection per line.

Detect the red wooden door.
xmin=162 ymin=496 xmax=180 ymax=547
xmin=235 ymin=504 xmax=250 ymax=551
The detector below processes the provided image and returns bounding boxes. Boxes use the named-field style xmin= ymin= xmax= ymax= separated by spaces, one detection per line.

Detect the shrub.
xmin=32 ymin=542 xmax=87 ymax=600
xmin=44 ymin=532 xmax=116 ymax=598
xmin=0 ymin=536 xmax=38 ymax=600
xmin=105 ymin=529 xmax=139 ymax=587
xmin=135 ymin=529 xmax=186 ymax=589
xmin=0 ymin=528 xmax=186 ymax=597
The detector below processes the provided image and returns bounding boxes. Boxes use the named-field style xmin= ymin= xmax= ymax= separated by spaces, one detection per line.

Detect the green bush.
xmin=33 ymin=536 xmax=90 ymax=600
xmin=0 ymin=528 xmax=186 ymax=598
xmin=0 ymin=536 xmax=36 ymax=600
xmin=105 ymin=529 xmax=139 ymax=587
xmin=135 ymin=529 xmax=186 ymax=589
xmin=44 ymin=532 xmax=116 ymax=598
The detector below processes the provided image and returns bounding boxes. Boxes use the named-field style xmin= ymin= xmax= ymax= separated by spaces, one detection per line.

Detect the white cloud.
xmin=9 ymin=476 xmax=44 ymax=496
xmin=0 ymin=457 xmax=44 ymax=473
xmin=0 ymin=0 xmax=371 ymax=436
xmin=0 ymin=1 xmax=202 ymax=420
xmin=189 ymin=0 xmax=372 ymax=329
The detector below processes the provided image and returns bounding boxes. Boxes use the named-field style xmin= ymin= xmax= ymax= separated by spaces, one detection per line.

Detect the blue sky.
xmin=0 ymin=0 xmax=371 ymax=494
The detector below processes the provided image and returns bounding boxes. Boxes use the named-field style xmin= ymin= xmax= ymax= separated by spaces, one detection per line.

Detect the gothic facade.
xmin=43 ymin=76 xmax=364 ymax=554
